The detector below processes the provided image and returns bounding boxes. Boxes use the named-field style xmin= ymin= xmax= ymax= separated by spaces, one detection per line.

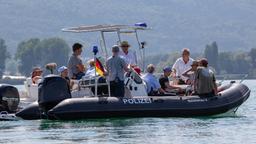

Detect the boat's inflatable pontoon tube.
xmin=16 ymin=83 xmax=250 ymax=120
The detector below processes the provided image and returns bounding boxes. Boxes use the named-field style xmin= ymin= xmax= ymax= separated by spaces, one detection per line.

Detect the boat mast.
xmin=117 ymin=29 xmax=122 ymax=44
xmin=100 ymin=31 xmax=108 ymax=59
xmin=135 ymin=30 xmax=145 ymax=72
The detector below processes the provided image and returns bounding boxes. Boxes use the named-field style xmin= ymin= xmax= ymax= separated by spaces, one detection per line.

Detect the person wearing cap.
xmin=182 ymin=60 xmax=199 ymax=85
xmin=105 ymin=45 xmax=130 ymax=97
xmin=67 ymin=43 xmax=85 ymax=79
xmin=159 ymin=66 xmax=182 ymax=93
xmin=31 ymin=67 xmax=43 ymax=84
xmin=172 ymin=48 xmax=194 ymax=84
xmin=58 ymin=66 xmax=74 ymax=89
xmin=58 ymin=66 xmax=69 ymax=79
xmin=142 ymin=64 xmax=165 ymax=95
xmin=194 ymin=58 xmax=218 ymax=97
xmin=119 ymin=41 xmax=137 ymax=66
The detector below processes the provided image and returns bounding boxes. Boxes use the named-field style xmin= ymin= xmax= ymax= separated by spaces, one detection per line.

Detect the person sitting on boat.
xmin=67 ymin=43 xmax=85 ymax=80
xmin=85 ymin=59 xmax=108 ymax=95
xmin=159 ymin=66 xmax=182 ymax=93
xmin=105 ymin=45 xmax=130 ymax=97
xmin=182 ymin=60 xmax=198 ymax=85
xmin=142 ymin=64 xmax=165 ymax=96
xmin=31 ymin=67 xmax=43 ymax=84
xmin=182 ymin=60 xmax=199 ymax=95
xmin=119 ymin=41 xmax=138 ymax=67
xmin=172 ymin=48 xmax=194 ymax=84
xmin=76 ymin=63 xmax=86 ymax=79
xmin=84 ymin=59 xmax=95 ymax=77
xmin=194 ymin=58 xmax=218 ymax=97
xmin=58 ymin=66 xmax=74 ymax=89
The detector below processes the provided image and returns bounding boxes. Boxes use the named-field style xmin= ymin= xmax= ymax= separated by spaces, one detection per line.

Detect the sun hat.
xmin=120 ymin=41 xmax=130 ymax=47
xmin=58 ymin=66 xmax=68 ymax=73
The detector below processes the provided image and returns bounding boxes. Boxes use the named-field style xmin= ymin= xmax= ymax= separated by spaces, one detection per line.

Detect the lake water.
xmin=0 ymin=80 xmax=255 ymax=144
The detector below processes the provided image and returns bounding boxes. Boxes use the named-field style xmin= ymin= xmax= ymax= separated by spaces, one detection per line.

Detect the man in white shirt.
xmin=119 ymin=41 xmax=137 ymax=66
xmin=172 ymin=48 xmax=194 ymax=84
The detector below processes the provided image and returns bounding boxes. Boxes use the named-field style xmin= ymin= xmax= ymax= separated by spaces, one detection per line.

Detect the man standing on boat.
xmin=172 ymin=48 xmax=194 ymax=84
xmin=119 ymin=41 xmax=137 ymax=67
xmin=105 ymin=45 xmax=130 ymax=97
xmin=67 ymin=43 xmax=85 ymax=79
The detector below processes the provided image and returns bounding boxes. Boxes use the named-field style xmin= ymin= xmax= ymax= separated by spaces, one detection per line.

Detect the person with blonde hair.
xmin=85 ymin=59 xmax=95 ymax=76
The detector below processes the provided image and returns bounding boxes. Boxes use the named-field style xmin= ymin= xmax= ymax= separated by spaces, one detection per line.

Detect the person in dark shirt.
xmin=159 ymin=66 xmax=182 ymax=93
xmin=58 ymin=66 xmax=74 ymax=89
xmin=194 ymin=58 xmax=217 ymax=97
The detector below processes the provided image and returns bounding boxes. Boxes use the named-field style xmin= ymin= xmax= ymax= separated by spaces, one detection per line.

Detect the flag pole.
xmin=93 ymin=46 xmax=98 ymax=96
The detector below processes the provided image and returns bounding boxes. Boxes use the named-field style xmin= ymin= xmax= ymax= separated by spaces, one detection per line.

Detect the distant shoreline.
xmin=0 ymin=78 xmax=25 ymax=85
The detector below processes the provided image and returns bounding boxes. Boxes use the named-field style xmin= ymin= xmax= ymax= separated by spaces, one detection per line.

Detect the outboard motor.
xmin=0 ymin=84 xmax=20 ymax=113
xmin=38 ymin=75 xmax=71 ymax=116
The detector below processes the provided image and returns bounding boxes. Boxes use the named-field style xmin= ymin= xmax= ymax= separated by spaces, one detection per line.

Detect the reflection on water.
xmin=0 ymin=116 xmax=255 ymax=144
xmin=0 ymin=80 xmax=256 ymax=144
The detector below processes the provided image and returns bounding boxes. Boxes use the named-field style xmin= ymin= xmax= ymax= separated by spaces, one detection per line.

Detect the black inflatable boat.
xmin=16 ymin=76 xmax=250 ymax=120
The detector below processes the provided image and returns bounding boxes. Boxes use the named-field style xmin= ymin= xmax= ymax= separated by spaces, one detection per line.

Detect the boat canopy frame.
xmin=62 ymin=24 xmax=150 ymax=71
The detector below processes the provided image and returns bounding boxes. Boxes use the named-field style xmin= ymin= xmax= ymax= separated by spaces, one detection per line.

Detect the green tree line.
xmin=14 ymin=38 xmax=70 ymax=76
xmin=0 ymin=38 xmax=10 ymax=77
xmin=1 ymin=38 xmax=256 ymax=78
